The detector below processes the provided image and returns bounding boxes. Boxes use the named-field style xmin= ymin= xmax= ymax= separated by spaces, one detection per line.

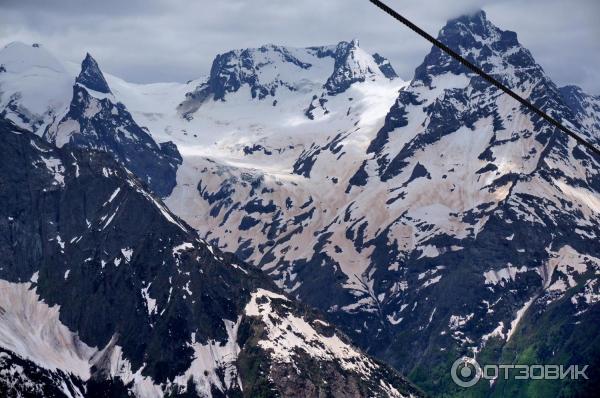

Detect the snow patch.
xmin=483 ymin=264 xmax=528 ymax=286
xmin=173 ymin=318 xmax=242 ymax=396
xmin=121 ymin=247 xmax=133 ymax=262
xmin=506 ymin=297 xmax=535 ymax=342
xmin=172 ymin=242 xmax=194 ymax=256
xmin=244 ymin=288 xmax=380 ymax=376
xmin=0 ymin=279 xmax=96 ymax=379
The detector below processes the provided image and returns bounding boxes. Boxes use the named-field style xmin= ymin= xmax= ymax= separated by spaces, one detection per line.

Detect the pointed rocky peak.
xmin=324 ymin=39 xmax=388 ymax=94
xmin=366 ymin=10 xmax=574 ymax=182
xmin=182 ymin=44 xmax=316 ymax=104
xmin=440 ymin=10 xmax=520 ymax=54
xmin=178 ymin=40 xmax=398 ymax=119
xmin=76 ymin=53 xmax=111 ymax=94
xmin=441 ymin=9 xmax=492 ymax=39
xmin=333 ymin=39 xmax=360 ymax=59
xmin=50 ymin=78 xmax=182 ymax=196
xmin=415 ymin=9 xmax=540 ymax=86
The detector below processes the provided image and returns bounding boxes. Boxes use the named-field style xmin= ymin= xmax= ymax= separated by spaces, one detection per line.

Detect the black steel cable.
xmin=369 ymin=0 xmax=600 ymax=158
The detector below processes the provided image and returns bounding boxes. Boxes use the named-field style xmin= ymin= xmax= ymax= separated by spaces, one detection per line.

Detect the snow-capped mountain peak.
xmin=177 ymin=40 xmax=399 ymax=118
xmin=417 ymin=9 xmax=539 ymax=89
xmin=34 ymin=51 xmax=183 ymax=197
xmin=76 ymin=53 xmax=112 ymax=94
xmin=324 ymin=39 xmax=391 ymax=94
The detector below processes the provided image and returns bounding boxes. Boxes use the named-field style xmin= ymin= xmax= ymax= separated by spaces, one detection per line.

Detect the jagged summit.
xmin=75 ymin=53 xmax=111 ymax=94
xmin=368 ymin=8 xmax=566 ymax=182
xmin=440 ymin=9 xmax=521 ymax=56
xmin=177 ymin=40 xmax=398 ymax=117
xmin=415 ymin=9 xmax=540 ymax=88
xmin=323 ymin=39 xmax=390 ymax=94
xmin=443 ymin=9 xmax=491 ymax=36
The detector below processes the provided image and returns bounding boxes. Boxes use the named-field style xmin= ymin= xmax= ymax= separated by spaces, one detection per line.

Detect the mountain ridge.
xmin=0 ymin=117 xmax=421 ymax=397
xmin=1 ymin=9 xmax=599 ymax=397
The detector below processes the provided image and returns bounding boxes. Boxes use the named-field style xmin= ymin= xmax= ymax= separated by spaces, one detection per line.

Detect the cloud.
xmin=1 ymin=0 xmax=598 ymax=93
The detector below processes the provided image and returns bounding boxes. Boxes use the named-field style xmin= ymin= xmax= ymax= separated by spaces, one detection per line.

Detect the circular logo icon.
xmin=451 ymin=357 xmax=482 ymax=388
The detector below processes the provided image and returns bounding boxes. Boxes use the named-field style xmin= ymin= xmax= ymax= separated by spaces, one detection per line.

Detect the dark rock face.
xmin=0 ymin=348 xmax=89 ymax=398
xmin=76 ymin=53 xmax=111 ymax=94
xmin=1 ymin=118 xmax=253 ymax=384
xmin=178 ymin=44 xmax=309 ymax=118
xmin=373 ymin=53 xmax=398 ymax=79
xmin=236 ymin=289 xmax=424 ymax=398
xmin=323 ymin=40 xmax=380 ymax=95
xmin=208 ymin=45 xmax=310 ymax=102
xmin=0 ymin=118 xmax=420 ymax=397
xmin=46 ymin=56 xmax=182 ymax=197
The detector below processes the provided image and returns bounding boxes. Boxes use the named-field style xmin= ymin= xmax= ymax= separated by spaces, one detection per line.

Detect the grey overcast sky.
xmin=1 ymin=0 xmax=599 ymax=94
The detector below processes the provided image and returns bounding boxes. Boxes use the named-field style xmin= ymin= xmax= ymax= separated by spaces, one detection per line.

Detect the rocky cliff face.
xmin=0 ymin=118 xmax=420 ymax=397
